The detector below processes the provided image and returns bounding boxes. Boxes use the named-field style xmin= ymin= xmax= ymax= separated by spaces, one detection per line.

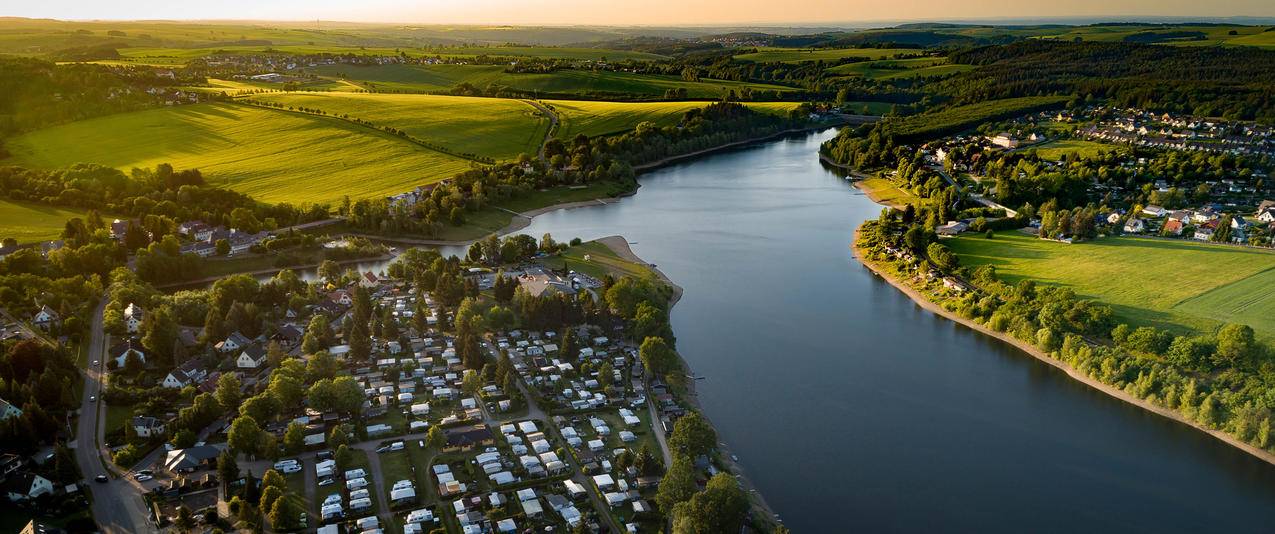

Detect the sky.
xmin=7 ymin=0 xmax=1275 ymax=25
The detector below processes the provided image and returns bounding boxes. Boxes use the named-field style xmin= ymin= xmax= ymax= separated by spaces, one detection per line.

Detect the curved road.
xmin=522 ymin=100 xmax=559 ymax=166
xmin=74 ymin=299 xmax=152 ymax=533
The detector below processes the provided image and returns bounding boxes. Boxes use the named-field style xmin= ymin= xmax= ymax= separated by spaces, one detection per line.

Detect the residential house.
xmin=0 ymin=454 xmax=23 ymax=480
xmin=1194 ymin=227 xmax=1215 ymax=241
xmin=236 ymin=344 xmax=267 ymax=369
xmin=936 ymin=221 xmax=969 ymax=236
xmin=215 ymin=332 xmax=251 ymax=353
xmin=271 ymin=324 xmax=303 ymax=348
xmin=1123 ymin=218 xmax=1146 ymax=234
xmin=1257 ymin=204 xmax=1275 ymax=223
xmin=360 ymin=272 xmax=379 ymax=288
xmin=990 ymin=133 xmax=1019 ymax=149
xmin=131 ymin=416 xmax=166 ymax=438
xmin=0 ymin=398 xmax=21 ymax=420
xmin=163 ymin=445 xmax=222 ymax=474
xmin=3 ymin=473 xmax=54 ymax=502
xmin=1141 ymin=205 xmax=1168 ymax=218
xmin=1162 ymin=219 xmax=1185 ymax=236
xmin=443 ymin=424 xmax=495 ymax=452
xmin=108 ymin=339 xmax=147 ymax=368
xmin=162 ymin=360 xmax=208 ymax=389
xmin=31 ymin=306 xmax=59 ymax=331
xmin=518 ymin=271 xmax=577 ymax=298
xmin=123 ymin=303 xmax=145 ymax=334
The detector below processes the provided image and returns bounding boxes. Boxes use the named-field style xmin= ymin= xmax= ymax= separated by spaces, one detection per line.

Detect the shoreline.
xmin=594 ymin=235 xmax=781 ymax=529
xmin=848 ymin=222 xmax=1275 ymax=468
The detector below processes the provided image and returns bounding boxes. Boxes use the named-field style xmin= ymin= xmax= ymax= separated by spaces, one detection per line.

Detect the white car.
xmin=281 ymin=463 xmax=302 ymax=474
xmin=134 ymin=473 xmax=152 ymax=482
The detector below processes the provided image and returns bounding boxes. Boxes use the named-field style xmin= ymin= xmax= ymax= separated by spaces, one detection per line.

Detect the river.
xmin=292 ymin=129 xmax=1275 ymax=531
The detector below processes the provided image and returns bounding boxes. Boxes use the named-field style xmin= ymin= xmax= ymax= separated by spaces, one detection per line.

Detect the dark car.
xmin=94 ymin=475 xmax=108 ymax=483
xmin=316 ymin=450 xmax=334 ymax=461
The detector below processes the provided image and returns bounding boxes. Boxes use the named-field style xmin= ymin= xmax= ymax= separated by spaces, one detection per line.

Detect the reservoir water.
xmin=309 ymin=129 xmax=1275 ymax=531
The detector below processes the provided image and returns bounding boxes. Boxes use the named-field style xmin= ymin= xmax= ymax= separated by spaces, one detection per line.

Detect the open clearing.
xmin=309 ymin=63 xmax=797 ymax=98
xmin=4 ymin=102 xmax=472 ymax=204
xmin=251 ymin=92 xmax=549 ymax=160
xmin=0 ymin=200 xmax=88 ymax=243
xmin=1024 ymin=139 xmax=1127 ymax=160
xmin=734 ymin=47 xmax=918 ymax=63
xmin=947 ymin=232 xmax=1275 ymax=340
xmin=543 ymin=100 xmax=801 ymax=139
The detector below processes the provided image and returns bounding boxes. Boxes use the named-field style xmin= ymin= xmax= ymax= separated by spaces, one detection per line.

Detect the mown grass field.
xmin=4 ymin=102 xmax=472 ymax=204
xmin=544 ymin=100 xmax=801 ymax=139
xmin=855 ymin=177 xmax=919 ymax=208
xmin=734 ymin=47 xmax=917 ymax=63
xmin=829 ymin=57 xmax=974 ymax=80
xmin=0 ymin=200 xmax=91 ymax=243
xmin=1025 ymin=139 xmax=1127 ymax=160
xmin=538 ymin=240 xmax=654 ymax=280
xmin=946 ymin=232 xmax=1275 ymax=340
xmin=310 ymin=63 xmax=797 ymax=98
xmin=251 ymin=92 xmax=550 ymax=160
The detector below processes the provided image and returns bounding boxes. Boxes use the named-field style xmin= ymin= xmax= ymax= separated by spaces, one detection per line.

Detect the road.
xmin=74 ymin=298 xmax=152 ymax=533
xmin=523 ymin=100 xmax=559 ymax=166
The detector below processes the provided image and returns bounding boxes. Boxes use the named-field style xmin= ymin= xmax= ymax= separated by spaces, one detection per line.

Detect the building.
xmin=1141 ymin=205 xmax=1168 ymax=218
xmin=1162 ymin=219 xmax=1185 ymax=236
xmin=31 ymin=305 xmax=60 ymax=331
xmin=936 ymin=221 xmax=969 ymax=236
xmin=162 ymin=360 xmax=208 ymax=389
xmin=990 ymin=133 xmax=1019 ymax=149
xmin=163 ymin=445 xmax=223 ymax=473
xmin=131 ymin=416 xmax=166 ymax=438
xmin=1123 ymin=218 xmax=1146 ymax=234
xmin=123 ymin=303 xmax=145 ymax=334
xmin=216 ymin=332 xmax=251 ymax=353
xmin=443 ymin=424 xmax=495 ymax=452
xmin=3 ymin=473 xmax=54 ymax=502
xmin=109 ymin=339 xmax=147 ymax=368
xmin=236 ymin=344 xmax=268 ymax=369
xmin=0 ymin=398 xmax=21 ymax=421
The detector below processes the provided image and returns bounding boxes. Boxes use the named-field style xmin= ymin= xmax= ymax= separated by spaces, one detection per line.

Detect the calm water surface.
xmin=314 ymin=130 xmax=1275 ymax=531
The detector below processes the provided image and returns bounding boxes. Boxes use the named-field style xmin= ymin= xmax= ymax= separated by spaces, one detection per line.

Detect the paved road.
xmin=74 ymin=299 xmax=152 ymax=533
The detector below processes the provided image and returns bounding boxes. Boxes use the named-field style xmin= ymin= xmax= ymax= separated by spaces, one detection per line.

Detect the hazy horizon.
xmin=6 ymin=0 xmax=1275 ymax=27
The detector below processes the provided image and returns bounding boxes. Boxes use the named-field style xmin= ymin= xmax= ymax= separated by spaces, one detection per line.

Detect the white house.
xmin=0 ymin=398 xmax=21 ymax=421
xmin=131 ymin=416 xmax=166 ymax=438
xmin=1256 ymin=207 xmax=1275 ymax=223
xmin=3 ymin=473 xmax=54 ymax=502
xmin=1123 ymin=218 xmax=1146 ymax=234
xmin=31 ymin=306 xmax=59 ymax=331
xmin=123 ymin=303 xmax=145 ymax=334
xmin=216 ymin=332 xmax=251 ymax=353
xmin=236 ymin=344 xmax=268 ymax=369
xmin=1141 ymin=205 xmax=1168 ymax=218
xmin=162 ymin=360 xmax=208 ymax=389
xmin=109 ymin=340 xmax=147 ymax=368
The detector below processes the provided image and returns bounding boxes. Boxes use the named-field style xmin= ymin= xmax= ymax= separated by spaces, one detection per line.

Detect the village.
xmin=0 ymin=232 xmax=737 ymax=534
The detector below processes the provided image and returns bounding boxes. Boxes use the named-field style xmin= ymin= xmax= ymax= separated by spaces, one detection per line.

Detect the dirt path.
xmin=849 ymin=226 xmax=1275 ymax=468
xmin=522 ymin=99 xmax=559 ymax=165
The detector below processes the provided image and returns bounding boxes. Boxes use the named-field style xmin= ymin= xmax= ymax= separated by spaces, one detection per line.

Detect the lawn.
xmin=3 ymin=102 xmax=473 ymax=204
xmin=376 ymin=449 xmax=415 ymax=499
xmin=1025 ymin=139 xmax=1126 ymax=160
xmin=0 ymin=199 xmax=91 ymax=243
xmin=544 ymin=100 xmax=801 ymax=139
xmin=536 ymin=240 xmax=655 ymax=280
xmin=946 ymin=232 xmax=1275 ymax=340
xmin=734 ymin=47 xmax=917 ymax=63
xmin=251 ymin=92 xmax=550 ymax=160
xmin=856 ymin=177 xmax=919 ymax=208
xmin=310 ymin=63 xmax=797 ymax=98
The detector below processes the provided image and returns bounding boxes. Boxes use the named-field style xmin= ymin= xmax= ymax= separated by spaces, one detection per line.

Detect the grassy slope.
xmin=1024 ymin=139 xmax=1127 ymax=161
xmin=251 ymin=92 xmax=549 ymax=160
xmin=828 ymin=57 xmax=973 ymax=80
xmin=544 ymin=100 xmax=801 ymax=139
xmin=734 ymin=47 xmax=917 ymax=62
xmin=4 ymin=102 xmax=472 ymax=204
xmin=947 ymin=232 xmax=1275 ymax=340
xmin=536 ymin=240 xmax=654 ymax=280
xmin=0 ymin=200 xmax=92 ymax=243
xmin=310 ymin=64 xmax=796 ymax=98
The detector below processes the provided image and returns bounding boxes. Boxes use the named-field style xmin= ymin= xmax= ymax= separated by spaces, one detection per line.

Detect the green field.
xmin=1032 ymin=24 xmax=1275 ymax=48
xmin=0 ymin=200 xmax=92 ymax=243
xmin=1025 ymin=139 xmax=1126 ymax=160
xmin=251 ymin=92 xmax=549 ymax=160
xmin=4 ymin=102 xmax=472 ymax=204
xmin=537 ymin=239 xmax=654 ymax=280
xmin=885 ymin=96 xmax=1068 ymax=140
xmin=734 ymin=47 xmax=917 ymax=63
xmin=544 ymin=100 xmax=800 ymax=139
xmin=947 ymin=232 xmax=1275 ymax=340
xmin=829 ymin=57 xmax=973 ymax=80
xmin=310 ymin=63 xmax=797 ymax=98
xmin=856 ymin=177 xmax=919 ymax=208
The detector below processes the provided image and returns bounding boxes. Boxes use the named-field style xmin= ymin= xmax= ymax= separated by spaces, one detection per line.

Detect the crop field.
xmin=250 ymin=92 xmax=550 ymax=160
xmin=1025 ymin=139 xmax=1127 ymax=160
xmin=0 ymin=200 xmax=89 ymax=243
xmin=544 ymin=100 xmax=801 ymax=139
xmin=946 ymin=232 xmax=1275 ymax=340
xmin=734 ymin=47 xmax=917 ymax=63
xmin=829 ymin=57 xmax=974 ymax=80
xmin=310 ymin=63 xmax=798 ymax=97
xmin=1030 ymin=24 xmax=1275 ymax=48
xmin=3 ymin=103 xmax=471 ymax=204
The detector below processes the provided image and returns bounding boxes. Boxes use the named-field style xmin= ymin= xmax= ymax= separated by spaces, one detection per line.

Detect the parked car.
xmin=318 ymin=476 xmax=335 ymax=487
xmin=375 ymin=445 xmax=390 ymax=454
xmin=316 ymin=450 xmax=334 ymax=461
xmin=281 ymin=463 xmax=302 ymax=474
xmin=134 ymin=473 xmax=152 ymax=482
xmin=94 ymin=475 xmax=108 ymax=483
